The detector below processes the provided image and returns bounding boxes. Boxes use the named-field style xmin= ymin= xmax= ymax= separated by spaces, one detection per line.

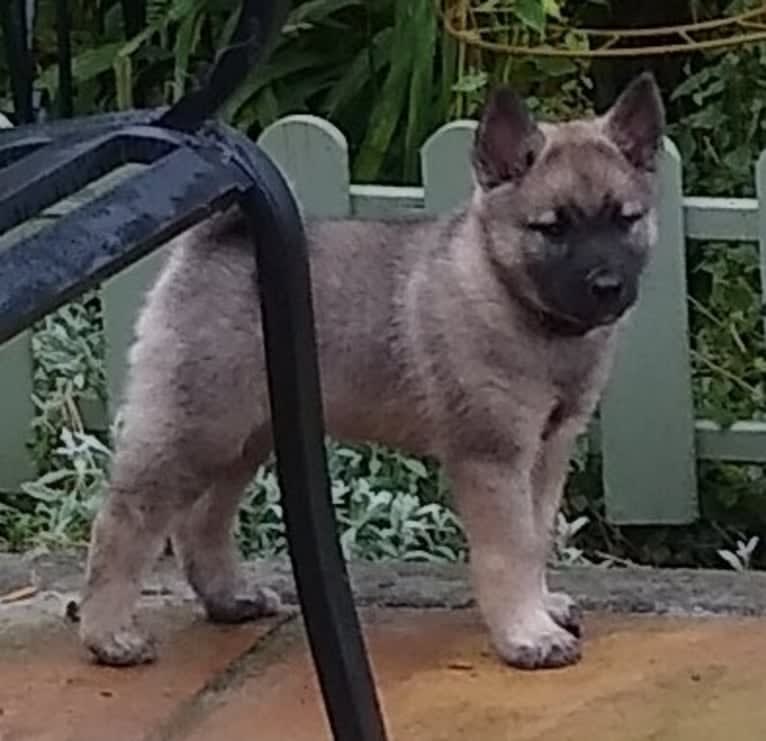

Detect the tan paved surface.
xmin=0 ymin=605 xmax=282 ymax=741
xmin=1 ymin=605 xmax=765 ymax=741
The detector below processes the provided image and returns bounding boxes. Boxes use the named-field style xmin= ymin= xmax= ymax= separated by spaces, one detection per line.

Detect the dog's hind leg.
xmin=170 ymin=432 xmax=280 ymax=623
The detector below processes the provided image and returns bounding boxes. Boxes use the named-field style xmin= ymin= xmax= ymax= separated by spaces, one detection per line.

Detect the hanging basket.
xmin=437 ymin=2 xmax=766 ymax=58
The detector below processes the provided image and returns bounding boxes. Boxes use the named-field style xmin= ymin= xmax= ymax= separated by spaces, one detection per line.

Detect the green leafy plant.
xmin=718 ymin=534 xmax=760 ymax=571
xmin=1 ymin=0 xmax=766 ymax=571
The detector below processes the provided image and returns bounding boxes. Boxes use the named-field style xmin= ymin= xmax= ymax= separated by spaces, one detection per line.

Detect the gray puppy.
xmin=79 ymin=72 xmax=664 ymax=670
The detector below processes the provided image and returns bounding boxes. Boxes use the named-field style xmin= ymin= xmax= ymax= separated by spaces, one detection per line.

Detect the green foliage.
xmin=8 ymin=0 xmax=460 ymax=183
xmin=0 ymin=296 xmax=109 ymax=550
xmin=239 ymin=442 xmax=466 ymax=562
xmin=669 ymin=48 xmax=766 ymax=197
xmin=2 ymin=0 xmax=596 ymax=182
xmin=4 ymin=298 xmax=473 ymax=562
xmin=0 ymin=0 xmax=764 ymax=570
xmin=667 ymin=43 xmax=766 ymax=561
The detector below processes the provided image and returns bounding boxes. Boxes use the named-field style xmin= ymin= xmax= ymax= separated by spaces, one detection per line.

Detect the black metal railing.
xmin=0 ymin=1 xmax=388 ymax=739
xmin=0 ymin=0 xmax=35 ymax=122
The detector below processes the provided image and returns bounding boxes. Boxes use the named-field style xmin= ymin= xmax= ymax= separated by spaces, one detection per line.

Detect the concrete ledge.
xmin=2 ymin=550 xmax=766 ymax=622
xmin=2 ymin=550 xmax=766 ymax=740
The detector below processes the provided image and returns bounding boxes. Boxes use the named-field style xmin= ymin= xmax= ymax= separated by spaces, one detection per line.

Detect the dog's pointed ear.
xmin=472 ymin=87 xmax=545 ymax=190
xmin=603 ymin=72 xmax=665 ymax=172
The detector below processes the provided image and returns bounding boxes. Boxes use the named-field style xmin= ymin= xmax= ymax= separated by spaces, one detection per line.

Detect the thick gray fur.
xmin=79 ymin=73 xmax=665 ymax=670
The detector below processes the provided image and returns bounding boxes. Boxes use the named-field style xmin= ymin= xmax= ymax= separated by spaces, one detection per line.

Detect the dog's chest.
xmin=543 ymin=337 xmax=614 ymax=431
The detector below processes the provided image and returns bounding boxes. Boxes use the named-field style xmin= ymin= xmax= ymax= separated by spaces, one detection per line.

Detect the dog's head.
xmin=471 ymin=72 xmax=665 ymax=335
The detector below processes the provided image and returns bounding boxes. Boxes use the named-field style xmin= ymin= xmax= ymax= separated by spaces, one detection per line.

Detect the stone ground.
xmin=1 ymin=552 xmax=766 ymax=740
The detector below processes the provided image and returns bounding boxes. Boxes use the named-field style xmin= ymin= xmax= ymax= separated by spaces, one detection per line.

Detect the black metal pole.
xmin=240 ymin=149 xmax=388 ymax=741
xmin=120 ymin=0 xmax=146 ymax=38
xmin=119 ymin=0 xmax=146 ymax=107
xmin=55 ymin=0 xmax=73 ymax=118
xmin=159 ymin=0 xmax=288 ymax=133
xmin=1 ymin=0 xmax=35 ymax=123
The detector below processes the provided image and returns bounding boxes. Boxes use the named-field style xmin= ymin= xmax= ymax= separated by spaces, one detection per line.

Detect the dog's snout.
xmin=587 ymin=269 xmax=624 ymax=303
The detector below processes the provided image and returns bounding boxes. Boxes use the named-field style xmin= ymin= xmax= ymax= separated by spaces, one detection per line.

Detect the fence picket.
xmin=0 ymin=115 xmax=36 ymax=491
xmin=0 ymin=115 xmax=759 ymax=527
xmin=95 ymin=166 xmax=164 ymax=425
xmin=0 ymin=332 xmax=36 ymax=490
xmin=755 ymin=151 xmax=766 ymax=340
xmin=421 ymin=120 xmax=475 ymax=215
xmin=99 ymin=116 xmax=352 ymax=426
xmin=601 ymin=139 xmax=698 ymax=524
xmin=259 ymin=115 xmax=351 ymax=218
xmin=101 ymin=249 xmax=169 ymax=424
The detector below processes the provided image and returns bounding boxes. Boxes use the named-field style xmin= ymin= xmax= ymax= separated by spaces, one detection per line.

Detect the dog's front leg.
xmin=533 ymin=422 xmax=584 ymax=637
xmin=449 ymin=455 xmax=581 ymax=670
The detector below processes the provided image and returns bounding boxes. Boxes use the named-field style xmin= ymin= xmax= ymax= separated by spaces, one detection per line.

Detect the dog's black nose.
xmin=588 ymin=270 xmax=624 ymax=303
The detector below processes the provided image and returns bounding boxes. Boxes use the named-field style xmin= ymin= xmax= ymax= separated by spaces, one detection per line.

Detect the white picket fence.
xmin=2 ymin=113 xmax=766 ymax=525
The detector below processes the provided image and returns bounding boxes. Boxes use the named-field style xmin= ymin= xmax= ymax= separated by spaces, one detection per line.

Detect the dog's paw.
xmin=205 ymin=587 xmax=282 ymax=624
xmin=544 ymin=590 xmax=583 ymax=638
xmin=81 ymin=625 xmax=157 ymax=667
xmin=493 ymin=611 xmax=582 ymax=670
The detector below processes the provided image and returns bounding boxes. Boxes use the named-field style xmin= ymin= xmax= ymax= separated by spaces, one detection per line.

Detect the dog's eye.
xmin=527 ymin=213 xmax=568 ymax=239
xmin=614 ymin=204 xmax=645 ymax=229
